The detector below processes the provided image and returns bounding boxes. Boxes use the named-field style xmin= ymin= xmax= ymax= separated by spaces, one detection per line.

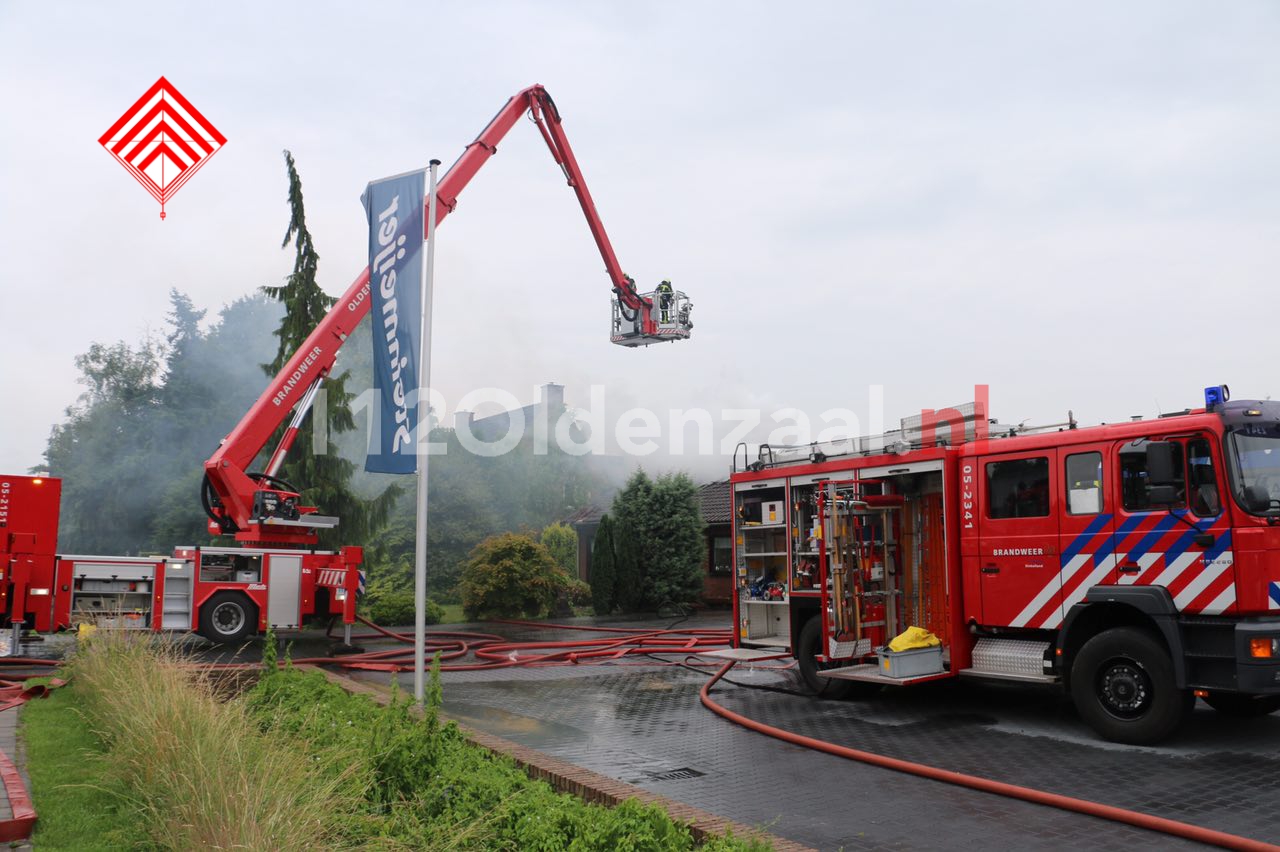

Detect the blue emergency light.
xmin=1204 ymin=384 xmax=1230 ymax=412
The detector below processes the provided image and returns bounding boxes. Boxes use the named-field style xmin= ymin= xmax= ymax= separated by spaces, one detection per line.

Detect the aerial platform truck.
xmin=729 ymin=386 xmax=1280 ymax=743
xmin=1 ymin=85 xmax=691 ymax=645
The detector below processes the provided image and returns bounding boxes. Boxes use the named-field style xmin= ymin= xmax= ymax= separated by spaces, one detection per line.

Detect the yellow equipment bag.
xmin=887 ymin=626 xmax=940 ymax=652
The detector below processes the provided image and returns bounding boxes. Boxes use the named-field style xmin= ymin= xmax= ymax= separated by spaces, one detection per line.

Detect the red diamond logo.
xmin=99 ymin=76 xmax=226 ymax=220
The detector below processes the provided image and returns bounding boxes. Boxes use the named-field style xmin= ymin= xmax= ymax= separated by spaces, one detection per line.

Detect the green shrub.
xmin=541 ymin=521 xmax=579 ymax=574
xmin=360 ymin=580 xmax=445 ymax=627
xmin=564 ymin=577 xmax=592 ymax=608
xmin=460 ymin=533 xmax=562 ymax=620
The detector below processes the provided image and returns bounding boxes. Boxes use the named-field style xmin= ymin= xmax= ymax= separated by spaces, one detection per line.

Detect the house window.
xmin=712 ymin=536 xmax=733 ymax=575
xmin=986 ymin=457 xmax=1050 ymax=519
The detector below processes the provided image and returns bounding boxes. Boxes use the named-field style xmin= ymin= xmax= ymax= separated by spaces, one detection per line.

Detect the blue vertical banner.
xmin=362 ymin=170 xmax=426 ymax=473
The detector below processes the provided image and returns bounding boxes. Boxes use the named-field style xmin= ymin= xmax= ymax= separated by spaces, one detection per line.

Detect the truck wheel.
xmin=1070 ymin=627 xmax=1191 ymax=744
xmin=796 ymin=616 xmax=880 ymax=699
xmin=198 ymin=591 xmax=257 ymax=644
xmin=1203 ymin=692 xmax=1280 ymax=717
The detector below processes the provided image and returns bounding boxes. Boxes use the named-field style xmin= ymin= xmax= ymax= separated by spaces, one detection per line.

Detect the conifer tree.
xmin=589 ymin=514 xmax=616 ymax=615
xmin=261 ymin=150 xmax=398 ymax=547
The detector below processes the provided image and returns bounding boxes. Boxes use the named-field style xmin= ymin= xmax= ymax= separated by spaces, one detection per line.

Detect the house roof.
xmin=698 ymin=480 xmax=732 ymax=525
xmin=563 ymin=504 xmax=606 ymax=527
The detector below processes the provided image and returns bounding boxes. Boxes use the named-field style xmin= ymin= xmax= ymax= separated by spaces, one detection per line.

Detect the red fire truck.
xmin=0 ymin=474 xmax=361 ymax=644
xmin=730 ymin=385 xmax=1280 ymax=743
xmin=2 ymin=85 xmax=688 ymax=645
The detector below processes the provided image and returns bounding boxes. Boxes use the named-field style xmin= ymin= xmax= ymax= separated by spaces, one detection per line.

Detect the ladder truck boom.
xmin=202 ymin=84 xmax=691 ymax=545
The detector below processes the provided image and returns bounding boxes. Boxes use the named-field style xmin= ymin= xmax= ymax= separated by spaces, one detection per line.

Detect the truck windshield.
xmin=1227 ymin=424 xmax=1280 ymax=515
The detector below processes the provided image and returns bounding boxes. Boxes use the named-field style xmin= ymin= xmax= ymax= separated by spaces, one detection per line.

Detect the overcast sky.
xmin=2 ymin=1 xmax=1278 ymax=479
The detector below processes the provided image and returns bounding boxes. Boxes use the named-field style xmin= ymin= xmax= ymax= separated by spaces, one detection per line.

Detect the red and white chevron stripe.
xmin=99 ymin=76 xmax=226 ymax=218
xmin=1021 ymin=550 xmax=1236 ymax=630
xmin=317 ymin=569 xmax=346 ymax=587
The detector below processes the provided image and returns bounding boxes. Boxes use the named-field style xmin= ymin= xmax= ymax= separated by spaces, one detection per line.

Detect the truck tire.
xmin=1070 ymin=626 xmax=1191 ymax=744
xmin=198 ymin=591 xmax=257 ymax=644
xmin=796 ymin=616 xmax=880 ymax=699
xmin=1203 ymin=692 xmax=1280 ymax=717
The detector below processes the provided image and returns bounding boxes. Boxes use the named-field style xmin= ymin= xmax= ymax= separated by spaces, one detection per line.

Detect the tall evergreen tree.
xmin=611 ymin=469 xmax=653 ymax=612
xmin=645 ymin=473 xmax=705 ymax=608
xmin=609 ymin=469 xmax=704 ymax=611
xmin=589 ymin=514 xmax=616 ymax=615
xmin=261 ymin=150 xmax=398 ymax=548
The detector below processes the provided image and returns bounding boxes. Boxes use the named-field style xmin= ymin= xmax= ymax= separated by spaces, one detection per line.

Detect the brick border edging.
xmin=304 ymin=666 xmax=812 ymax=852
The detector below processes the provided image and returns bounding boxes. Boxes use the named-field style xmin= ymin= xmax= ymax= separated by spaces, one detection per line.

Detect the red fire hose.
xmin=0 ymin=659 xmax=62 ymax=843
xmin=699 ymin=660 xmax=1279 ymax=852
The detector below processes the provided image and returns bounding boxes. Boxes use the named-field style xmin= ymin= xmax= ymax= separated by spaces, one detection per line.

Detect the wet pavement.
xmin=12 ymin=615 xmax=1280 ymax=850
xmin=342 ymin=613 xmax=1280 ymax=851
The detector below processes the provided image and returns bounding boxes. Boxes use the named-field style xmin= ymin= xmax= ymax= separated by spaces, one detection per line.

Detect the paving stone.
xmin=342 ymin=613 xmax=1280 ymax=851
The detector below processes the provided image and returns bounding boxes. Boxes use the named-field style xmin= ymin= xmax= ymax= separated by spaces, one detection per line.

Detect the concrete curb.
xmin=305 ymin=666 xmax=812 ymax=851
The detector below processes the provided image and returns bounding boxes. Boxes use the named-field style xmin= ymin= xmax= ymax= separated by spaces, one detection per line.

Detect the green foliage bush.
xmin=541 ymin=521 xmax=579 ymax=574
xmin=461 ymin=533 xmax=564 ymax=620
xmin=564 ymin=577 xmax=592 ymax=608
xmin=359 ymin=579 xmax=445 ymax=627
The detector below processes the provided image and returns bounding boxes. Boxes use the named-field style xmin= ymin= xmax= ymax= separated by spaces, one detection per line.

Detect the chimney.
xmin=540 ymin=382 xmax=565 ymax=412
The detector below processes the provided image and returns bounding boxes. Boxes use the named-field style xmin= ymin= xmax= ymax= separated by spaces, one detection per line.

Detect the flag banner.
xmin=362 ymin=169 xmax=426 ymax=473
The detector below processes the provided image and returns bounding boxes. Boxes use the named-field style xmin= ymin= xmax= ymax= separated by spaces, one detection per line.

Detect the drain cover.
xmin=646 ymin=767 xmax=706 ymax=781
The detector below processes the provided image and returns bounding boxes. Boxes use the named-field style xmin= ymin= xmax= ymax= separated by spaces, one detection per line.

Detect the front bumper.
xmin=1236 ymin=620 xmax=1280 ymax=694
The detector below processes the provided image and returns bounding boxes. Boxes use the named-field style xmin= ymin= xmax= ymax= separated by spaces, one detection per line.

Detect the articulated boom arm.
xmin=203 ymin=84 xmax=681 ymax=544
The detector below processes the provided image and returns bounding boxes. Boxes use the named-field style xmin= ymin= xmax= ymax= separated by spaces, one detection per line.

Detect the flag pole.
xmin=414 ymin=158 xmax=441 ymax=704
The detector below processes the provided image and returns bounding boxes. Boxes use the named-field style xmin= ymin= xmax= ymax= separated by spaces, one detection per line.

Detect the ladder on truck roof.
xmin=733 ymin=403 xmax=1078 ymax=473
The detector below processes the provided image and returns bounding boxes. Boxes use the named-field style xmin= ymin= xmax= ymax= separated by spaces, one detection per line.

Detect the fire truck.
xmin=729 ymin=385 xmax=1280 ymax=743
xmin=1 ymin=84 xmax=690 ymax=645
xmin=0 ymin=474 xmax=361 ymax=645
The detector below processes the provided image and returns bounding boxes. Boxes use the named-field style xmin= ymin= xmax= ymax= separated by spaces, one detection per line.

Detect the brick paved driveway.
xmin=345 ymin=613 xmax=1280 ymax=851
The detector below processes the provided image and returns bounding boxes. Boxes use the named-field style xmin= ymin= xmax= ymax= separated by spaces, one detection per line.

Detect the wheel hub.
xmin=212 ymin=602 xmax=245 ymax=635
xmin=1099 ymin=660 xmax=1150 ymax=718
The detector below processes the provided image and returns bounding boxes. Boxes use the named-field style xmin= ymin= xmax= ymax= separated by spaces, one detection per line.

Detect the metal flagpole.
xmin=414 ymin=158 xmax=441 ymax=703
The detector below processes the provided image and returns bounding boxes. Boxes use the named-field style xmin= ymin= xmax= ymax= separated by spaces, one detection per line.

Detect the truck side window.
xmin=1187 ymin=438 xmax=1221 ymax=517
xmin=986 ymin=457 xmax=1050 ymax=519
xmin=1065 ymin=452 xmax=1103 ymax=515
xmin=1120 ymin=441 xmax=1185 ymax=511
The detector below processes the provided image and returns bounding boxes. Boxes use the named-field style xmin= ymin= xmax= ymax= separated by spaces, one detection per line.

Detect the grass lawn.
xmin=438 ymin=602 xmax=466 ymax=624
xmin=21 ymin=685 xmax=147 ymax=851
